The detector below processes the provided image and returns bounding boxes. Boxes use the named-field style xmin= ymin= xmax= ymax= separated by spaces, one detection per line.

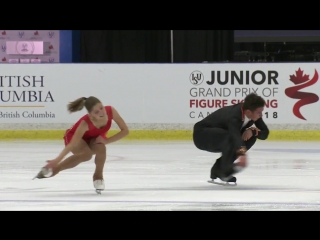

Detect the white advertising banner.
xmin=0 ymin=63 xmax=319 ymax=125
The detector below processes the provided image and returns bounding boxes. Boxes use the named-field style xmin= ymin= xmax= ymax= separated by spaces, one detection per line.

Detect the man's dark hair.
xmin=243 ymin=93 xmax=265 ymax=111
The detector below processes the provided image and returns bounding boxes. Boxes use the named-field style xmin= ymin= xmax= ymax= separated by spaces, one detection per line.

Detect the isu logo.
xmin=285 ymin=68 xmax=319 ymax=120
xmin=190 ymin=71 xmax=204 ymax=85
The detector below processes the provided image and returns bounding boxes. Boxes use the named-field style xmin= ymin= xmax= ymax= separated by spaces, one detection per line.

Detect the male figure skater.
xmin=193 ymin=93 xmax=269 ymax=186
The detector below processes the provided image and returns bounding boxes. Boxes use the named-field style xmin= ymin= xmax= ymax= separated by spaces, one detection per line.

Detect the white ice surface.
xmin=1 ymin=140 xmax=320 ymax=211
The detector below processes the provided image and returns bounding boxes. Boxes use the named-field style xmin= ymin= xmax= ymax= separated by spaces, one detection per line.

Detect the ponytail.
xmin=67 ymin=97 xmax=87 ymax=113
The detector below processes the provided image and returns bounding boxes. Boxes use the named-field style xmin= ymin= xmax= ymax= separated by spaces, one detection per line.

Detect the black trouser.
xmin=193 ymin=125 xmax=256 ymax=178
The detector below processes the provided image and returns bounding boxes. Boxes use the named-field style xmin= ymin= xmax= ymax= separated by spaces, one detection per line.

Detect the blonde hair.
xmin=67 ymin=96 xmax=101 ymax=113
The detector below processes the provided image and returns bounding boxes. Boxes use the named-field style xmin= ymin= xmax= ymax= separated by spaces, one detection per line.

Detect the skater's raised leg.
xmin=55 ymin=140 xmax=93 ymax=175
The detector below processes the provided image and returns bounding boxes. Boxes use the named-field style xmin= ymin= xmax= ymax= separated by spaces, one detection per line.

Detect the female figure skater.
xmin=34 ymin=96 xmax=129 ymax=193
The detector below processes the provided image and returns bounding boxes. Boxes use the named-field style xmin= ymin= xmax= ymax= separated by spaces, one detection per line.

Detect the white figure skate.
xmin=32 ymin=167 xmax=53 ymax=180
xmin=94 ymin=179 xmax=105 ymax=194
xmin=208 ymin=176 xmax=237 ymax=186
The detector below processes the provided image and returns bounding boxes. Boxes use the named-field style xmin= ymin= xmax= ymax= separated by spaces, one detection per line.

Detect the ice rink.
xmin=1 ymin=140 xmax=320 ymax=211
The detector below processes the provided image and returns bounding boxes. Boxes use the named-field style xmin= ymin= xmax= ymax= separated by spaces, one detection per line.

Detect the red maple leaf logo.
xmin=285 ymin=68 xmax=319 ymax=120
xmin=289 ymin=68 xmax=309 ymax=85
xmin=49 ymin=45 xmax=53 ymax=50
xmin=1 ymin=30 xmax=6 ymax=35
xmin=34 ymin=31 xmax=39 ymax=35
xmin=2 ymin=57 xmax=6 ymax=61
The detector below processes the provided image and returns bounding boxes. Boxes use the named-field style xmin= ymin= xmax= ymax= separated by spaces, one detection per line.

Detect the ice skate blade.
xmin=32 ymin=173 xmax=42 ymax=180
xmin=95 ymin=190 xmax=102 ymax=194
xmin=208 ymin=179 xmax=237 ymax=186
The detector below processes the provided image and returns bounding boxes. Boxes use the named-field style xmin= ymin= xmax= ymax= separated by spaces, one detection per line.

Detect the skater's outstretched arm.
xmin=100 ymin=107 xmax=129 ymax=145
xmin=51 ymin=120 xmax=88 ymax=164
